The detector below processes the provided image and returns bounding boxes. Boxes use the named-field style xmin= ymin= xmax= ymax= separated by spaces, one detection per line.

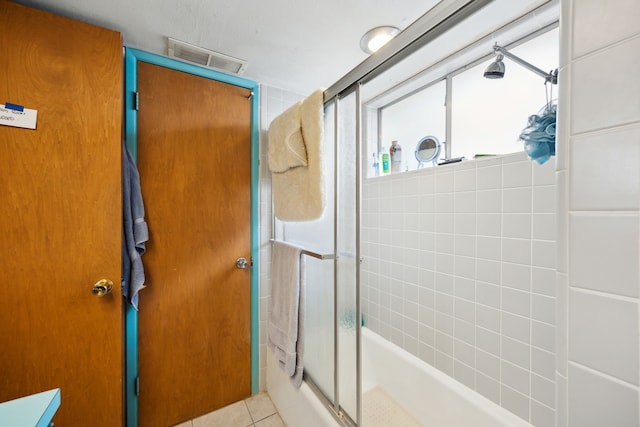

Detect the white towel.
xmin=271 ymin=88 xmax=325 ymax=222
xmin=268 ymin=241 xmax=305 ymax=388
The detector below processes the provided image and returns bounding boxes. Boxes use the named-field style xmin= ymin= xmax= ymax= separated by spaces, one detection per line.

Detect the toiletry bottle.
xmin=372 ymin=153 xmax=379 ymax=176
xmin=381 ymin=148 xmax=389 ymax=174
xmin=390 ymin=140 xmax=402 ymax=173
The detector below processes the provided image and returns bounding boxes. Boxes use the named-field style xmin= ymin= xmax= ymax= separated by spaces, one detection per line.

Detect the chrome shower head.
xmin=483 ymin=54 xmax=505 ymax=79
xmin=483 ymin=43 xmax=558 ymax=84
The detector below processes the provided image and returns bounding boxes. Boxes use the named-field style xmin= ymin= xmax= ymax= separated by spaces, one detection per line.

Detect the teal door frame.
xmin=124 ymin=47 xmax=260 ymax=427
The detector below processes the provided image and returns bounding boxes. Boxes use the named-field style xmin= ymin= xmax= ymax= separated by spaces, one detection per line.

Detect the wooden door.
xmin=136 ymin=62 xmax=252 ymax=427
xmin=0 ymin=2 xmax=123 ymax=426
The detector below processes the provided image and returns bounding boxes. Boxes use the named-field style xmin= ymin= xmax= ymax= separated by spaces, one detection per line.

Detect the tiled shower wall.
xmin=361 ymin=152 xmax=557 ymax=426
xmin=557 ymin=1 xmax=640 ymax=426
xmin=258 ymin=85 xmax=304 ymax=390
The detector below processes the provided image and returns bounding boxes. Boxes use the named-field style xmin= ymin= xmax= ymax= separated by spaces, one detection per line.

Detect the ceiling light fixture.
xmin=360 ymin=26 xmax=400 ymax=54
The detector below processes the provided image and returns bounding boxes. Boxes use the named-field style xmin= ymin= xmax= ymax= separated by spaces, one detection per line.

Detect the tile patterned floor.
xmin=173 ymin=392 xmax=285 ymax=427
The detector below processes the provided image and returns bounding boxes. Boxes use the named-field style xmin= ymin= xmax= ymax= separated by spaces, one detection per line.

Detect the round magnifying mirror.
xmin=415 ymin=136 xmax=441 ymax=168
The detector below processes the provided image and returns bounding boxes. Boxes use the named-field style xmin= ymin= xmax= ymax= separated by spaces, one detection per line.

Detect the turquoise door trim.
xmin=124 ymin=48 xmax=260 ymax=427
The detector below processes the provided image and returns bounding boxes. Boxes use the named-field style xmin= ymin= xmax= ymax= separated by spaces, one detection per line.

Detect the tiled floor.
xmin=173 ymin=392 xmax=285 ymax=427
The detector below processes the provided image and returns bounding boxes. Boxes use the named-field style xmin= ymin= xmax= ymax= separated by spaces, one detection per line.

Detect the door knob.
xmin=236 ymin=257 xmax=248 ymax=269
xmin=92 ymin=279 xmax=113 ymax=297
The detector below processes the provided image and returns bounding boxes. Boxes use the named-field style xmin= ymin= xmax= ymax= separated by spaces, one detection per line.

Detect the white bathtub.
xmin=268 ymin=327 xmax=532 ymax=426
xmin=362 ymin=327 xmax=532 ymax=427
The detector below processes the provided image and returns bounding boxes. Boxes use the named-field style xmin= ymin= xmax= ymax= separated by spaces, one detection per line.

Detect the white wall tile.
xmin=532 ymin=267 xmax=556 ymax=297
xmin=502 ymin=312 xmax=531 ymax=344
xmin=531 ymin=399 xmax=555 ymax=427
xmin=503 ymin=262 xmax=531 ymax=291
xmin=455 ymin=213 xmax=476 ymax=235
xmin=435 ymin=193 xmax=454 ymax=213
xmin=477 ymin=189 xmax=502 ymax=213
xmin=556 ymin=272 xmax=568 ymax=377
xmin=502 ymin=336 xmax=530 ymax=370
xmin=502 ymin=287 xmax=531 ymax=318
xmin=504 ymin=188 xmax=533 ymax=213
xmin=503 ymin=213 xmax=532 ymax=239
xmin=455 ymin=298 xmax=475 ymax=323
xmin=570 ymin=126 xmax=640 ymax=211
xmin=502 ymin=361 xmax=530 ymax=396
xmin=532 ymin=293 xmax=555 ymax=325
xmin=569 ymin=213 xmax=639 ymax=297
xmin=532 ymin=373 xmax=556 ymax=409
xmin=533 ymin=239 xmax=556 ymax=269
xmin=454 ymin=318 xmax=475 ymax=346
xmin=455 ymin=235 xmax=476 ymax=258
xmin=571 ymin=37 xmax=640 ymax=134
xmin=477 ymin=259 xmax=501 ymax=285
xmin=503 ymin=161 xmax=533 ymax=189
xmin=569 ymin=289 xmax=639 ymax=385
xmin=454 ymin=189 xmax=476 ymax=213
xmin=501 ymin=385 xmax=530 ymax=422
xmin=502 ymin=238 xmax=532 ymax=265
xmin=454 ymin=338 xmax=476 ymax=367
xmin=572 ymin=0 xmax=640 ymax=58
xmin=476 ymin=326 xmax=500 ymax=357
xmin=477 ymin=281 xmax=500 ymax=309
xmin=556 ymin=170 xmax=568 ymax=274
xmin=477 ymin=164 xmax=502 ymax=190
xmin=532 ymin=213 xmax=556 ymax=241
xmin=477 ymin=214 xmax=501 ymax=237
xmin=435 ymin=171 xmax=454 ymax=193
xmin=532 ymin=185 xmax=556 ymax=214
xmin=532 ymin=159 xmax=556 ymax=186
xmin=476 ymin=372 xmax=500 ymax=405
xmin=568 ymin=363 xmax=639 ymax=427
xmin=477 ymin=236 xmax=502 ymax=261
xmin=454 ymin=167 xmax=476 ymax=192
xmin=477 ymin=348 xmax=500 ymax=380
xmin=476 ymin=304 xmax=500 ymax=332
xmin=532 ymin=320 xmax=555 ymax=353
xmin=532 ymin=347 xmax=555 ymax=381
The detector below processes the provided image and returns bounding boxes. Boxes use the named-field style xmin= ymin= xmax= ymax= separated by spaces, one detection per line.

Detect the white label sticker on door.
xmin=0 ymin=104 xmax=38 ymax=129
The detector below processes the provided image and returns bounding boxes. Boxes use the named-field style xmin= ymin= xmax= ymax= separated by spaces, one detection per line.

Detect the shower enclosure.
xmin=269 ymin=1 xmax=560 ymax=425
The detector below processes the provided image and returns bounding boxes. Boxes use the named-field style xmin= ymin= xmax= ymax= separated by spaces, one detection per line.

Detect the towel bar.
xmin=269 ymin=239 xmax=334 ymax=260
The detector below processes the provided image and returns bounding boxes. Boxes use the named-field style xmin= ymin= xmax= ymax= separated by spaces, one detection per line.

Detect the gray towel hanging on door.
xmin=122 ymin=141 xmax=149 ymax=310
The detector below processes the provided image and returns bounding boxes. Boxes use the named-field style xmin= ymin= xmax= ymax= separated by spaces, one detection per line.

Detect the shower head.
xmin=483 ymin=54 xmax=505 ymax=79
xmin=484 ymin=43 xmax=558 ymax=84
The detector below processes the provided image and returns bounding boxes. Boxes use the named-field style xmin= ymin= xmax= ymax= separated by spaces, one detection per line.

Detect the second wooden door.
xmin=136 ymin=61 xmax=253 ymax=427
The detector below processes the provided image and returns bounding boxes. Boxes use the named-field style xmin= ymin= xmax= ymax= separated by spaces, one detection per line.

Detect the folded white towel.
xmin=268 ymin=241 xmax=305 ymax=387
xmin=271 ymin=88 xmax=325 ymax=222
xmin=268 ymin=100 xmax=308 ymax=173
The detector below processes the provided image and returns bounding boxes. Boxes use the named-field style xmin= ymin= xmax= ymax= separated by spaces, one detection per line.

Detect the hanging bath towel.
xmin=268 ymin=240 xmax=305 ymax=388
xmin=269 ymin=88 xmax=325 ymax=222
xmin=122 ymin=142 xmax=149 ymax=310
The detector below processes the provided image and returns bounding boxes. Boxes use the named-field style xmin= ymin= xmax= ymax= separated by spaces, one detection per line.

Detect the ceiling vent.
xmin=167 ymin=37 xmax=247 ymax=75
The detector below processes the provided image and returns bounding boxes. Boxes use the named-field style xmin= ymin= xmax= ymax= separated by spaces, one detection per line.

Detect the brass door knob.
xmin=92 ymin=279 xmax=113 ymax=297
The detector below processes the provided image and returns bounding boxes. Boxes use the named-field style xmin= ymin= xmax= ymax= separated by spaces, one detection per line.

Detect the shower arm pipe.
xmin=493 ymin=44 xmax=558 ymax=84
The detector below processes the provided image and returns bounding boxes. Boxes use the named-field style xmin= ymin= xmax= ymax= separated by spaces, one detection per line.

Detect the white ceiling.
xmin=11 ymin=0 xmax=558 ymax=97
xmin=12 ymin=0 xmax=440 ymax=95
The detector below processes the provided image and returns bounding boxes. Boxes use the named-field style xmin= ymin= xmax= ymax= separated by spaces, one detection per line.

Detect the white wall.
xmin=557 ymin=1 xmax=640 ymax=426
xmin=362 ymin=152 xmax=557 ymax=426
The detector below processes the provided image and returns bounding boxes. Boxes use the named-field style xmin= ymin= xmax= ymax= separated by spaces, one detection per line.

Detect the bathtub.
xmin=268 ymin=327 xmax=532 ymax=426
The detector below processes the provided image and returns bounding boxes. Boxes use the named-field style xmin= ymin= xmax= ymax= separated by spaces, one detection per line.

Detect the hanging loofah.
xmin=519 ymin=101 xmax=557 ymax=165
